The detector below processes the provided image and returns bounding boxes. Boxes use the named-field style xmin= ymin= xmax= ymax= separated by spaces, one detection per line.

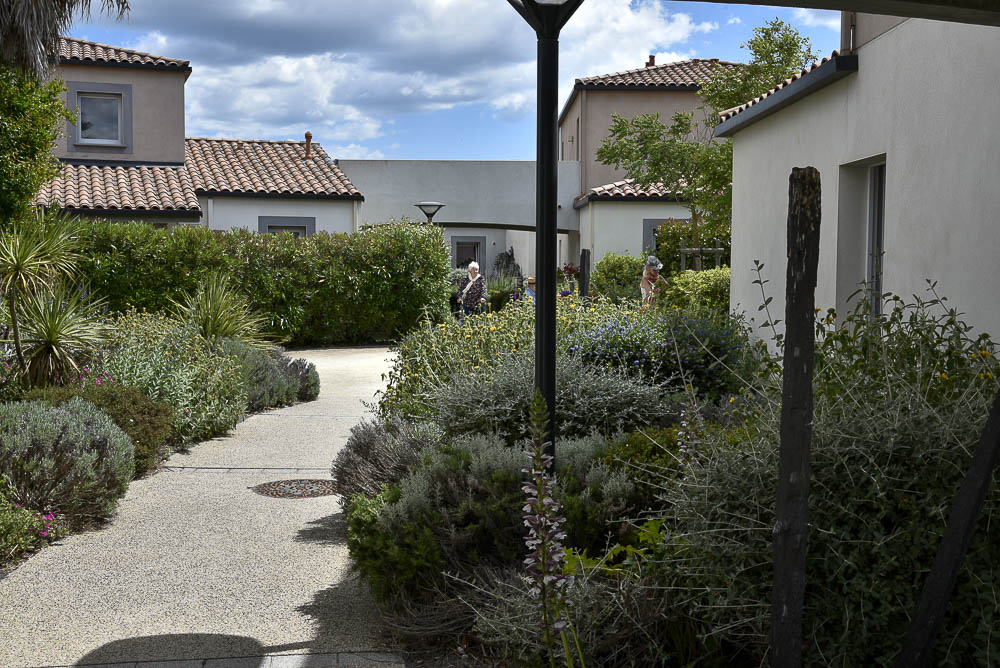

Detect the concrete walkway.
xmin=0 ymin=347 xmax=404 ymax=668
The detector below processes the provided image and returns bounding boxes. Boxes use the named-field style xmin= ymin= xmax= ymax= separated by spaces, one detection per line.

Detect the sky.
xmin=67 ymin=1 xmax=842 ymax=161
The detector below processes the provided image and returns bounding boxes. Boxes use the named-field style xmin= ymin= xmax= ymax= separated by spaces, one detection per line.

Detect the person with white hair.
xmin=457 ymin=261 xmax=487 ymax=316
xmin=640 ymin=255 xmax=665 ymax=307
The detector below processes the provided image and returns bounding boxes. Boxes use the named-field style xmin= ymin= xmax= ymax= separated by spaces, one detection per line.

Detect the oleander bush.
xmin=657 ymin=292 xmax=1000 ymax=666
xmin=0 ymin=474 xmax=65 ymax=565
xmin=77 ymin=219 xmax=452 ymax=345
xmin=662 ymin=267 xmax=731 ymax=313
xmin=216 ymin=338 xmax=298 ymax=412
xmin=590 ymin=252 xmax=644 ymax=303
xmin=0 ymin=398 xmax=133 ymax=521
xmin=101 ymin=312 xmax=246 ymax=444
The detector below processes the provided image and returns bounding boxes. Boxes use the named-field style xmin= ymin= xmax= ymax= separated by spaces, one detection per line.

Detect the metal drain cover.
xmin=250 ymin=479 xmax=337 ymax=498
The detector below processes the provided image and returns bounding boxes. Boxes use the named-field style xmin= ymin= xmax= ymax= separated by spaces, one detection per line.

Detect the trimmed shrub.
xmin=101 ymin=312 xmax=247 ymax=444
xmin=590 ymin=252 xmax=644 ymax=303
xmin=659 ymin=293 xmax=1000 ymax=666
xmin=661 ymin=267 xmax=730 ymax=313
xmin=77 ymin=219 xmax=452 ymax=345
xmin=25 ymin=383 xmax=175 ymax=479
xmin=216 ymin=339 xmax=297 ymax=412
xmin=0 ymin=398 xmax=134 ymax=521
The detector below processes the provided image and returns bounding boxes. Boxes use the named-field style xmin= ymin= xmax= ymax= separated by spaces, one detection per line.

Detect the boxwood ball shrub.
xmin=658 ymin=293 xmax=1000 ymax=666
xmin=0 ymin=398 xmax=133 ymax=521
xmin=101 ymin=312 xmax=247 ymax=444
xmin=26 ymin=383 xmax=175 ymax=479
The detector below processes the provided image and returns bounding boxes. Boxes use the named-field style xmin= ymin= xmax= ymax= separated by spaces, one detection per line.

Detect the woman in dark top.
xmin=457 ymin=261 xmax=487 ymax=316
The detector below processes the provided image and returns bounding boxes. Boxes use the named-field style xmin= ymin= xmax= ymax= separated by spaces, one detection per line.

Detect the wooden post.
xmin=679 ymin=239 xmax=688 ymax=271
xmin=713 ymin=239 xmax=723 ymax=268
xmin=579 ymin=249 xmax=591 ymax=300
xmin=896 ymin=390 xmax=1000 ymax=667
xmin=772 ymin=167 xmax=821 ymax=668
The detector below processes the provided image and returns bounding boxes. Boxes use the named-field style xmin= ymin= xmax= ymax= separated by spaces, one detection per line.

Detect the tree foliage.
xmin=0 ymin=65 xmax=73 ymax=225
xmin=596 ymin=19 xmax=818 ymax=250
xmin=0 ymin=0 xmax=130 ymax=77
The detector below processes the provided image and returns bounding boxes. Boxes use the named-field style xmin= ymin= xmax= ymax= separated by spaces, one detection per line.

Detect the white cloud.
xmin=726 ymin=16 xmax=742 ymax=26
xmin=80 ymin=0 xmax=725 ymax=144
xmin=326 ymin=144 xmax=386 ymax=159
xmin=792 ymin=8 xmax=841 ymax=31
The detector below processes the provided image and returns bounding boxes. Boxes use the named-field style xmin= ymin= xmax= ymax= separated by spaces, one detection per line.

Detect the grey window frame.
xmin=866 ymin=163 xmax=886 ymax=316
xmin=66 ymin=82 xmax=133 ymax=155
xmin=258 ymin=215 xmax=316 ymax=237
xmin=451 ymin=235 xmax=486 ymax=269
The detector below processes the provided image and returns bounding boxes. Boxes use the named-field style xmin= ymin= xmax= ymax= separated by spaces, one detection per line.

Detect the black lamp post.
xmin=415 ymin=201 xmax=445 ymax=223
xmin=507 ymin=0 xmax=583 ymax=463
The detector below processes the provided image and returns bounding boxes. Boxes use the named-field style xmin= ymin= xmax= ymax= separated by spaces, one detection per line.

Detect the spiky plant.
xmin=0 ymin=212 xmax=82 ymax=382
xmin=170 ymin=270 xmax=270 ymax=348
xmin=17 ymin=282 xmax=106 ymax=387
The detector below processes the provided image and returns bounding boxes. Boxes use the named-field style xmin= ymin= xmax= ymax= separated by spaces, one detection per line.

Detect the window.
xmin=78 ymin=94 xmax=122 ymax=144
xmin=66 ymin=82 xmax=132 ymax=154
xmin=866 ymin=163 xmax=886 ymax=315
xmin=258 ymin=216 xmax=316 ymax=237
xmin=451 ymin=235 xmax=486 ymax=269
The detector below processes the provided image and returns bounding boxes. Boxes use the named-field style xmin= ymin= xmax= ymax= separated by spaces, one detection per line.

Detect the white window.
xmin=78 ymin=93 xmax=122 ymax=145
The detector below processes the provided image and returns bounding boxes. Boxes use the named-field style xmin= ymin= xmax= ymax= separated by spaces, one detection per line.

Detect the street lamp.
xmin=507 ymin=0 xmax=583 ymax=466
xmin=415 ymin=201 xmax=445 ymax=223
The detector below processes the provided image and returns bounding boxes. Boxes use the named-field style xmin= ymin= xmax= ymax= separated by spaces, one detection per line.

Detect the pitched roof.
xmin=718 ymin=51 xmax=844 ymax=124
xmin=58 ymin=36 xmax=191 ymax=71
xmin=574 ymin=179 xmax=684 ymax=208
xmin=34 ymin=164 xmax=201 ymax=214
xmin=577 ymin=58 xmax=740 ymax=90
xmin=185 ymin=138 xmax=363 ymax=200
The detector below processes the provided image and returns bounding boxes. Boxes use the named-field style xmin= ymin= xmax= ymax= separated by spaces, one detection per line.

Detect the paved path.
xmin=0 ymin=347 xmax=403 ymax=668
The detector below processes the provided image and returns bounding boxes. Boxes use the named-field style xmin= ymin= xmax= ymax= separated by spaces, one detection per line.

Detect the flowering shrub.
xmin=0 ymin=357 xmax=25 ymax=401
xmin=656 ymin=290 xmax=1000 ymax=666
xmin=0 ymin=474 xmax=65 ymax=565
xmin=101 ymin=312 xmax=246 ymax=444
xmin=0 ymin=398 xmax=133 ymax=521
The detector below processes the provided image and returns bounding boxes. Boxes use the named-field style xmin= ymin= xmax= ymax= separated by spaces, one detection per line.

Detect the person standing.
xmin=524 ymin=276 xmax=537 ymax=300
xmin=640 ymin=255 xmax=665 ymax=307
xmin=458 ymin=261 xmax=487 ymax=316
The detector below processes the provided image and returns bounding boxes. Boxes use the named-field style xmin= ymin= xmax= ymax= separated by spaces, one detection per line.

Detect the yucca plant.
xmin=17 ymin=283 xmax=107 ymax=387
xmin=0 ymin=212 xmax=82 ymax=383
xmin=170 ymin=270 xmax=270 ymax=348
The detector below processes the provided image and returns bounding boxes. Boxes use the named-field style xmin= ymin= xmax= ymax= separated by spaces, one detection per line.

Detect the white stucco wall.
xmin=578 ymin=200 xmax=691 ymax=263
xmin=199 ymin=196 xmax=356 ymax=235
xmin=729 ymin=18 xmax=1000 ymax=338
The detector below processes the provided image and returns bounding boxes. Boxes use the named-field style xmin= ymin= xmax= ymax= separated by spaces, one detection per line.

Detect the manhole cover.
xmin=250 ymin=479 xmax=337 ymax=498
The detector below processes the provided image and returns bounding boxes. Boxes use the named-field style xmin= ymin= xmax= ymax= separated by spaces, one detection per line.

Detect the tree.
xmin=0 ymin=64 xmax=74 ymax=226
xmin=0 ymin=0 xmax=130 ymax=78
xmin=596 ymin=19 xmax=818 ymax=268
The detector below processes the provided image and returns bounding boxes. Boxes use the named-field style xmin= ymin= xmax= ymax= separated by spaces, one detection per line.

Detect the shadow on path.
xmin=73 ymin=633 xmax=310 ymax=665
xmin=294 ymin=511 xmax=349 ymax=547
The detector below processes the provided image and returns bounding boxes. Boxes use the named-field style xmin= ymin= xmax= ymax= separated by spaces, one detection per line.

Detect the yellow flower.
xmin=589 ymin=308 xmax=595 ymax=312
xmin=473 ymin=365 xmax=480 ymax=370
xmin=939 ymin=372 xmax=949 ymax=380
xmin=988 ymin=371 xmax=994 ymax=380
xmin=465 ymin=334 xmax=471 ymax=339
xmin=490 ymin=326 xmax=496 ymax=332
xmin=729 ymin=396 xmax=736 ymax=404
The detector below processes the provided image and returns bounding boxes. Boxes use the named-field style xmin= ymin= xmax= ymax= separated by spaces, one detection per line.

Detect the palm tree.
xmin=0 ymin=0 xmax=129 ymax=77
xmin=0 ymin=212 xmax=82 ymax=384
xmin=170 ymin=270 xmax=272 ymax=349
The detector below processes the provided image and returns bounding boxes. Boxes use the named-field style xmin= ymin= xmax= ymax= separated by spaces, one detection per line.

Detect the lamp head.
xmin=415 ymin=201 xmax=445 ymax=222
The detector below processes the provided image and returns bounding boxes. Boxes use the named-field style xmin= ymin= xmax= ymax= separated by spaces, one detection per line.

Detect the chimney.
xmin=304 ymin=131 xmax=313 ymax=160
xmin=645 ymin=54 xmax=655 ymax=68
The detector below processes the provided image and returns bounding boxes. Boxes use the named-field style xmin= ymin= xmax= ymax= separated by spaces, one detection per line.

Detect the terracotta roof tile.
xmin=582 ymin=179 xmax=683 ymax=201
xmin=185 ymin=138 xmax=362 ymax=199
xmin=58 ymin=36 xmax=190 ymax=70
xmin=35 ymin=164 xmax=201 ymax=213
xmin=577 ymin=58 xmax=740 ymax=89
xmin=718 ymin=51 xmax=841 ymax=123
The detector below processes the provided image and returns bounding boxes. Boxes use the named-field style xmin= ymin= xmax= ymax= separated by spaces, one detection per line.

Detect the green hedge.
xmin=77 ymin=220 xmax=452 ymax=344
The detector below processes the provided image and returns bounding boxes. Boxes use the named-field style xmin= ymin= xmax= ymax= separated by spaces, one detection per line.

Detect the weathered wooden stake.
xmin=579 ymin=248 xmax=591 ymax=299
xmin=772 ymin=167 xmax=821 ymax=668
xmin=896 ymin=390 xmax=1000 ymax=667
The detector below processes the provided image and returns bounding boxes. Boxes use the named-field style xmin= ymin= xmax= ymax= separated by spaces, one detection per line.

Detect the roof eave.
xmin=59 ymin=57 xmax=192 ymax=74
xmin=715 ymin=54 xmax=859 ymax=139
xmin=51 ymin=207 xmax=202 ymax=218
xmin=574 ymin=194 xmax=684 ymax=208
xmin=198 ymin=190 xmax=364 ymax=202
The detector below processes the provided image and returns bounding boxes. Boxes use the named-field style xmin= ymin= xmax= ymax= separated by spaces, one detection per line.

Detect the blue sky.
xmin=68 ymin=1 xmax=841 ymax=160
